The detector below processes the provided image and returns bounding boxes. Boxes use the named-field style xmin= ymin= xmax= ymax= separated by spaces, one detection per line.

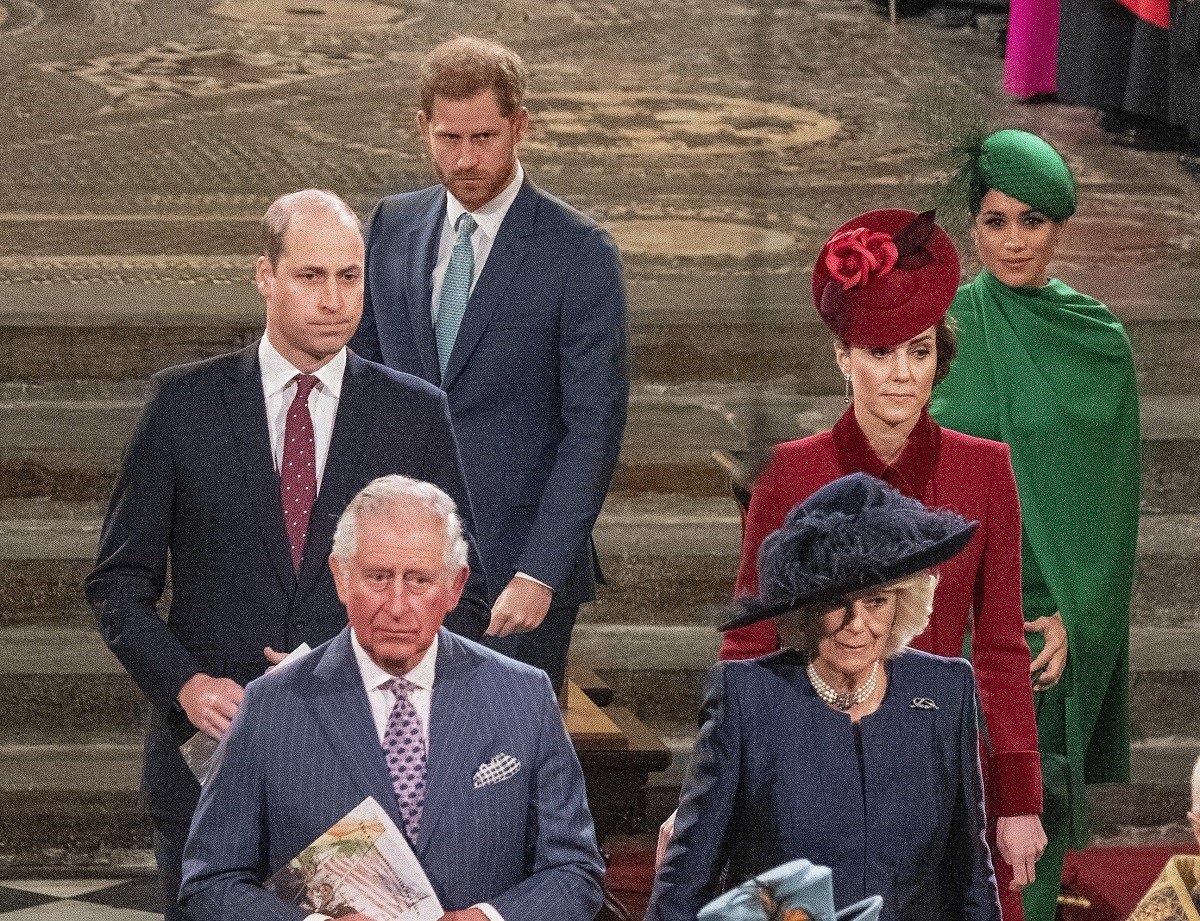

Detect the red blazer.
xmin=721 ymin=407 xmax=1042 ymax=817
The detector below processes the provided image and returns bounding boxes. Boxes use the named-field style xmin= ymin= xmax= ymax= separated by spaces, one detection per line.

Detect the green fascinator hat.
xmin=975 ymin=128 xmax=1076 ymax=220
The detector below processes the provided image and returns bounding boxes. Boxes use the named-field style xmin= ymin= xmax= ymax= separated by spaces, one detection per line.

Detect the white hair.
xmin=778 ymin=572 xmax=937 ymax=659
xmin=331 ymin=475 xmax=468 ymax=572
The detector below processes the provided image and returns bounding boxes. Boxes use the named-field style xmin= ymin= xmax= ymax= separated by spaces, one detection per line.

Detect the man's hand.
xmin=263 ymin=646 xmax=288 ymax=672
xmin=1188 ymin=809 xmax=1200 ymax=849
xmin=486 ymin=576 xmax=553 ymax=638
xmin=656 ymin=808 xmax=678 ymax=868
xmin=439 ymin=910 xmax=489 ymax=921
xmin=996 ymin=813 xmax=1047 ymax=890
xmin=1026 ymin=612 xmax=1068 ymax=691
xmin=177 ymin=673 xmax=244 ymax=739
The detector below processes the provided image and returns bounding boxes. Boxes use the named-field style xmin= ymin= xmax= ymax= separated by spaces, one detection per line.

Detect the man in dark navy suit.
xmin=86 ymin=189 xmax=489 ymax=920
xmin=352 ymin=36 xmax=630 ymax=691
xmin=180 ymin=475 xmax=604 ymax=921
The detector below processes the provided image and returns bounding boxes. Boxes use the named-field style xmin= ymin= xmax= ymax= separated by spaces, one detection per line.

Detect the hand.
xmin=1026 ymin=612 xmax=1068 ymax=691
xmin=263 ymin=646 xmax=288 ymax=672
xmin=177 ymin=673 xmax=244 ymax=739
xmin=656 ymin=808 xmax=678 ymax=868
xmin=486 ymin=576 xmax=553 ymax=638
xmin=335 ymin=915 xmax=380 ymax=921
xmin=1188 ymin=809 xmax=1200 ymax=849
xmin=996 ymin=813 xmax=1047 ymax=889
xmin=439 ymin=910 xmax=489 ymax=921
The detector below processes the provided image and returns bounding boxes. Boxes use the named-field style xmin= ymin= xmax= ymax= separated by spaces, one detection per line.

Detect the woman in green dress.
xmin=931 ymin=128 xmax=1141 ymax=921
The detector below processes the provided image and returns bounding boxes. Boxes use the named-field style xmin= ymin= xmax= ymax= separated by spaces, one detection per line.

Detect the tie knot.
xmin=292 ymin=374 xmax=319 ymax=400
xmin=383 ymin=677 xmax=418 ymax=698
xmin=455 ymin=213 xmax=477 ymax=237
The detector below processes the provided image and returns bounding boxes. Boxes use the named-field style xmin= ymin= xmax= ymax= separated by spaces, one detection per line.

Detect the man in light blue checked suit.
xmin=180 ymin=475 xmax=605 ymax=921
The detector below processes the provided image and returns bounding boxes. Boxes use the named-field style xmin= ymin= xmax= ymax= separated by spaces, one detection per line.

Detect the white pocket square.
xmin=473 ymin=753 xmax=521 ymax=789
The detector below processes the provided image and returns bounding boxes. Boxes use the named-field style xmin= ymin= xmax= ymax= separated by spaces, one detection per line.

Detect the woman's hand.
xmin=996 ymin=813 xmax=1047 ymax=889
xmin=1026 ymin=612 xmax=1068 ymax=690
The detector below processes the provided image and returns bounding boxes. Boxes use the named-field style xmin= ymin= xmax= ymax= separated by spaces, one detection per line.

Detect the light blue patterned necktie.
xmin=434 ymin=212 xmax=477 ymax=377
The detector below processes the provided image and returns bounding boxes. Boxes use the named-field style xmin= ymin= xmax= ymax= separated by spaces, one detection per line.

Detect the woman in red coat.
xmin=719 ymin=210 xmax=1049 ymax=920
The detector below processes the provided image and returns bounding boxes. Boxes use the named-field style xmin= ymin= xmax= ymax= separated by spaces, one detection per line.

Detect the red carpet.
xmin=605 ymin=845 xmax=1197 ymax=920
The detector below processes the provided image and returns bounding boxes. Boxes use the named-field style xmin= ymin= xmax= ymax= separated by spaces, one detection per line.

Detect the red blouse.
xmin=720 ymin=407 xmax=1042 ymax=817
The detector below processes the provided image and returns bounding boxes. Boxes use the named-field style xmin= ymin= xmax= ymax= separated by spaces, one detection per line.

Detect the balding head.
xmin=261 ymin=189 xmax=362 ymax=267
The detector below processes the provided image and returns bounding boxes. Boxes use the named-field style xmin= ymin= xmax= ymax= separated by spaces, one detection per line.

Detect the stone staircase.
xmin=3 ymin=248 xmax=1199 ymax=866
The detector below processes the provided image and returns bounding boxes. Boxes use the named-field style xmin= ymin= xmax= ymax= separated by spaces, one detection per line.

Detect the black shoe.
xmin=1097 ymin=109 xmax=1135 ymax=135
xmin=1109 ymin=120 xmax=1189 ymax=151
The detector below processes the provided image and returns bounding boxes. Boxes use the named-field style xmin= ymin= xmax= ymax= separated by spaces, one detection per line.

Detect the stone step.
xmin=3 ymin=622 xmax=1197 ymax=740
xmin=1 ymin=278 xmax=1197 ymax=392
xmin=2 ymin=492 xmax=1197 ymax=633
xmin=2 ymin=384 xmax=1197 ymax=511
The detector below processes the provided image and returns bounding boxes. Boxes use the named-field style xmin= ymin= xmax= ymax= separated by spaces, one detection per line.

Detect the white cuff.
xmin=514 ymin=571 xmax=553 ymax=592
xmin=474 ymin=903 xmax=505 ymax=921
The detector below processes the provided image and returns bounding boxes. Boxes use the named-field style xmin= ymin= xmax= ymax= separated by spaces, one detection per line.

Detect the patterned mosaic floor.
xmin=0 ymin=878 xmax=161 ymax=919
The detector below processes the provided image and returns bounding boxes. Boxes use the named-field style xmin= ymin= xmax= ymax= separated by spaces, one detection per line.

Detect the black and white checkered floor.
xmin=0 ymin=877 xmax=162 ymax=918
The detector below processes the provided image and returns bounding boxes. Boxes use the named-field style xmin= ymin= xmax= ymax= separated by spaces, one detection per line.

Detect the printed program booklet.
xmin=265 ymin=796 xmax=443 ymax=920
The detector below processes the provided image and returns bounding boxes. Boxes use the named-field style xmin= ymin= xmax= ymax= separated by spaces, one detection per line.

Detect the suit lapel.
xmin=297 ymin=352 xmax=371 ymax=594
xmin=415 ymin=630 xmax=487 ymax=857
xmin=221 ymin=344 xmax=295 ymax=592
xmin=407 ymin=197 xmax=445 ymax=383
xmin=440 ymin=182 xmax=536 ymax=391
xmin=308 ymin=630 xmax=406 ymax=828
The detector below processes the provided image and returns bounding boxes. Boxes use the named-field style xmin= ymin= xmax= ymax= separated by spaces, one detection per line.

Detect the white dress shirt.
xmin=258 ymin=336 xmax=346 ymax=491
xmin=430 ymin=162 xmax=525 ymax=322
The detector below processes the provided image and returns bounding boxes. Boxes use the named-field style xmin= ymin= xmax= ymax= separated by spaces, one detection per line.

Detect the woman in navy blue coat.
xmin=647 ymin=473 xmax=1002 ymax=921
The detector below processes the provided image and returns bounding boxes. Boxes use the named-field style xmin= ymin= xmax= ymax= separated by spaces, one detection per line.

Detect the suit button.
xmin=292 ymin=618 xmax=303 ymax=630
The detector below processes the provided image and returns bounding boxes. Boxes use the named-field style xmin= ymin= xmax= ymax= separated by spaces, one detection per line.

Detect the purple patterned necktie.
xmin=280 ymin=373 xmax=319 ymax=572
xmin=382 ymin=677 xmax=427 ymax=840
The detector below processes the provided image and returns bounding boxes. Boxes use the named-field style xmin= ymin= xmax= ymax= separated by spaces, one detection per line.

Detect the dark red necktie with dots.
xmin=281 ymin=373 xmax=319 ymax=572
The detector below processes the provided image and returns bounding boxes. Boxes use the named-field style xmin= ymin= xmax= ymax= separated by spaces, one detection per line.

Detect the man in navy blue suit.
xmin=351 ymin=36 xmax=630 ymax=691
xmin=86 ymin=190 xmax=489 ymax=921
xmin=180 ymin=475 xmax=605 ymax=921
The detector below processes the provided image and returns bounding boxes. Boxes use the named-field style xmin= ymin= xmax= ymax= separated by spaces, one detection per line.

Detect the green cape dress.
xmin=932 ymin=269 xmax=1140 ymax=845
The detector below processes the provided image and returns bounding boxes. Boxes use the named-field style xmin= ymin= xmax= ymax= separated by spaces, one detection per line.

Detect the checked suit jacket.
xmin=85 ymin=343 xmax=490 ymax=825
xmin=179 ymin=627 xmax=606 ymax=921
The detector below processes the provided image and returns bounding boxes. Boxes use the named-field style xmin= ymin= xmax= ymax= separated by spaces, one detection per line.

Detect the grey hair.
xmin=331 ymin=475 xmax=468 ymax=573
xmin=778 ymin=572 xmax=937 ymax=659
xmin=261 ymin=189 xmax=362 ymax=266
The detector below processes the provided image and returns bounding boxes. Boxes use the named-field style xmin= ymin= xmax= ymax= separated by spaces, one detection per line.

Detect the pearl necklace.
xmin=806 ymin=659 xmax=879 ymax=711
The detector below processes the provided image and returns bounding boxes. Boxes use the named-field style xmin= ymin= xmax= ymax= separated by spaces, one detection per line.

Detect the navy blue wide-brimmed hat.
xmin=720 ymin=473 xmax=978 ymax=632
xmin=698 ymin=858 xmax=883 ymax=921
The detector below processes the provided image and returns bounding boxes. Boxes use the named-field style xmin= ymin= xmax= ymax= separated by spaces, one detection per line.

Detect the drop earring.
xmin=843 ymin=373 xmax=852 ymax=405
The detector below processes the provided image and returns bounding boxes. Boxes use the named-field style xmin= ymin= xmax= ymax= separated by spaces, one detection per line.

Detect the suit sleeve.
xmin=971 ymin=444 xmax=1042 ymax=816
xmin=720 ymin=457 xmax=788 ymax=661
xmin=941 ymin=661 xmax=1002 ymax=921
xmin=179 ymin=680 xmax=310 ymax=921
xmin=487 ymin=672 xmax=605 ymax=921
xmin=422 ymin=387 xmax=491 ymax=640
xmin=85 ymin=375 xmax=205 ymax=718
xmin=349 ymin=199 xmax=387 ymax=364
xmin=514 ymin=226 xmax=630 ymax=590
xmin=645 ymin=662 xmax=742 ymax=921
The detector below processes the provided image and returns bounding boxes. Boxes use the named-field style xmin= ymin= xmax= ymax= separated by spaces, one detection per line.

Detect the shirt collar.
xmin=445 ymin=161 xmax=524 ymax=241
xmin=832 ymin=405 xmax=941 ymax=499
xmin=258 ymin=335 xmax=347 ymax=399
xmin=350 ymin=628 xmax=439 ymax=694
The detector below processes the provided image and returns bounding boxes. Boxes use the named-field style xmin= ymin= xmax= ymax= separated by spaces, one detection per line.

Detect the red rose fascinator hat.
xmin=811 ymin=209 xmax=961 ymax=348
